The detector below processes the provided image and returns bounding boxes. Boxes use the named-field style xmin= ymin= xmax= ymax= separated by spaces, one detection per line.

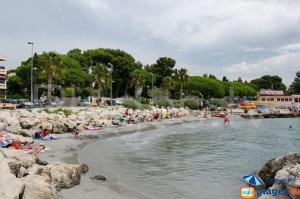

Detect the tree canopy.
xmin=250 ymin=75 xmax=286 ymax=91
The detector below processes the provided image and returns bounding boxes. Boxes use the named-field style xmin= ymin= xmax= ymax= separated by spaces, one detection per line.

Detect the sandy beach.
xmin=36 ymin=116 xmax=203 ymax=199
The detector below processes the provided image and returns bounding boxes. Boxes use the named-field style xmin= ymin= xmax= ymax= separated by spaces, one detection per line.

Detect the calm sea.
xmin=79 ymin=117 xmax=300 ymax=199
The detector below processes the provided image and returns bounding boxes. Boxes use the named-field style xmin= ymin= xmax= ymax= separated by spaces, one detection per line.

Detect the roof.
xmin=0 ymin=55 xmax=7 ymax=61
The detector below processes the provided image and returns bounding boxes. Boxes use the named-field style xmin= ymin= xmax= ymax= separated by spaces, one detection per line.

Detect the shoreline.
xmin=38 ymin=116 xmax=207 ymax=199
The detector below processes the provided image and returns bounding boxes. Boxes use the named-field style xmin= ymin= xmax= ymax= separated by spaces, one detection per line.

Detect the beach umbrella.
xmin=243 ymin=175 xmax=264 ymax=186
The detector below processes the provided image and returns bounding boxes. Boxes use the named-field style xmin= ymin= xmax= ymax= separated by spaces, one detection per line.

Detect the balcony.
xmin=0 ymin=83 xmax=6 ymax=90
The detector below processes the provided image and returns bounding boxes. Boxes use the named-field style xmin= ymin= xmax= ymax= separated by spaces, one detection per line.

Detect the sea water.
xmin=79 ymin=118 xmax=300 ymax=199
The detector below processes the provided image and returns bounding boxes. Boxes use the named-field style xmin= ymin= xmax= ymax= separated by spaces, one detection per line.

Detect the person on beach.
xmin=73 ymin=126 xmax=80 ymax=139
xmin=25 ymin=143 xmax=46 ymax=155
xmin=224 ymin=113 xmax=230 ymax=125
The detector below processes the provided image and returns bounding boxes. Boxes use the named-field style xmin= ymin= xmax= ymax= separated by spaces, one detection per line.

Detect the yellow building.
xmin=0 ymin=55 xmax=7 ymax=99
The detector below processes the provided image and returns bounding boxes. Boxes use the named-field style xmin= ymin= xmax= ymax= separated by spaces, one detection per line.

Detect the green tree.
xmin=130 ymin=69 xmax=147 ymax=99
xmin=250 ymin=75 xmax=286 ymax=91
xmin=176 ymin=68 xmax=188 ymax=106
xmin=291 ymin=72 xmax=300 ymax=94
xmin=222 ymin=76 xmax=229 ymax=82
xmin=39 ymin=52 xmax=63 ymax=103
xmin=92 ymin=63 xmax=109 ymax=97
xmin=150 ymin=57 xmax=176 ymax=87
xmin=161 ymin=76 xmax=175 ymax=95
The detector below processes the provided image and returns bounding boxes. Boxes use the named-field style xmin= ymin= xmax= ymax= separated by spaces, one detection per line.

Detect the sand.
xmin=37 ymin=117 xmax=204 ymax=199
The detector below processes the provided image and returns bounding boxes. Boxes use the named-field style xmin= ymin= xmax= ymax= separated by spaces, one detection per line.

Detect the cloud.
xmin=222 ymin=52 xmax=300 ymax=84
xmin=73 ymin=0 xmax=111 ymax=12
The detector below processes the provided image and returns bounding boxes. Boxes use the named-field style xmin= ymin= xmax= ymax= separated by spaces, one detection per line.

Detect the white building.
xmin=0 ymin=55 xmax=7 ymax=99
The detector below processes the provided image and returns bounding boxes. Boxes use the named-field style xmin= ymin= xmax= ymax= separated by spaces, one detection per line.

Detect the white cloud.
xmin=222 ymin=52 xmax=300 ymax=84
xmin=73 ymin=0 xmax=111 ymax=12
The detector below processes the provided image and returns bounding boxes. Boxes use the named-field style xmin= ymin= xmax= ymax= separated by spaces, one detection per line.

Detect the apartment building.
xmin=0 ymin=55 xmax=7 ymax=99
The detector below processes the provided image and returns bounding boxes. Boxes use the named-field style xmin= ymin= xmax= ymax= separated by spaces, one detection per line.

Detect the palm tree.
xmin=92 ymin=63 xmax=109 ymax=97
xmin=177 ymin=68 xmax=188 ymax=106
xmin=40 ymin=52 xmax=63 ymax=104
xmin=161 ymin=76 xmax=175 ymax=96
xmin=130 ymin=69 xmax=147 ymax=99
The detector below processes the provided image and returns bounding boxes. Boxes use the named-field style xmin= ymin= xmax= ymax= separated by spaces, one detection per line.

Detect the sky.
xmin=0 ymin=0 xmax=300 ymax=85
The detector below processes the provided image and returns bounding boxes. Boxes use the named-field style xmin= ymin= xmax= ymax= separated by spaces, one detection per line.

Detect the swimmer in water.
xmin=224 ymin=113 xmax=230 ymax=125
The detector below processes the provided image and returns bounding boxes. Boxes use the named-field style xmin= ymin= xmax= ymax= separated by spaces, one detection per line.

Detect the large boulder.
xmin=43 ymin=162 xmax=82 ymax=189
xmin=258 ymin=153 xmax=300 ymax=187
xmin=0 ymin=149 xmax=37 ymax=169
xmin=21 ymin=175 xmax=58 ymax=199
xmin=41 ymin=121 xmax=53 ymax=131
xmin=0 ymin=160 xmax=25 ymax=199
xmin=20 ymin=117 xmax=40 ymax=129
xmin=7 ymin=133 xmax=34 ymax=144
xmin=52 ymin=121 xmax=68 ymax=134
xmin=17 ymin=110 xmax=34 ymax=118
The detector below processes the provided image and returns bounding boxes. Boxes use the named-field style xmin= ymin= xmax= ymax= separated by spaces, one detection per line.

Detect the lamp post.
xmin=108 ymin=63 xmax=113 ymax=106
xmin=151 ymin=72 xmax=154 ymax=102
xmin=28 ymin=42 xmax=34 ymax=105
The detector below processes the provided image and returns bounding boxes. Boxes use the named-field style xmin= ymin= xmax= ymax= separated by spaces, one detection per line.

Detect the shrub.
xmin=210 ymin=105 xmax=217 ymax=111
xmin=140 ymin=97 xmax=150 ymax=104
xmin=122 ymin=99 xmax=139 ymax=109
xmin=172 ymin=100 xmax=181 ymax=108
xmin=209 ymin=99 xmax=228 ymax=108
xmin=64 ymin=87 xmax=74 ymax=97
xmin=157 ymin=99 xmax=171 ymax=108
xmin=43 ymin=108 xmax=73 ymax=117
xmin=184 ymin=99 xmax=198 ymax=110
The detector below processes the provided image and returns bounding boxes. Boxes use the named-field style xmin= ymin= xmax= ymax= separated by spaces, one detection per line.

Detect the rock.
xmin=7 ymin=133 xmax=34 ymax=144
xmin=36 ymin=159 xmax=49 ymax=166
xmin=41 ymin=121 xmax=53 ymax=131
xmin=5 ymin=125 xmax=23 ymax=133
xmin=17 ymin=167 xmax=29 ymax=178
xmin=21 ymin=175 xmax=58 ymax=199
xmin=44 ymin=162 xmax=82 ymax=189
xmin=52 ymin=121 xmax=68 ymax=134
xmin=258 ymin=153 xmax=300 ymax=187
xmin=0 ymin=160 xmax=25 ymax=199
xmin=80 ymin=164 xmax=89 ymax=174
xmin=6 ymin=158 xmax=23 ymax=176
xmin=0 ymin=149 xmax=37 ymax=168
xmin=17 ymin=129 xmax=35 ymax=138
xmin=0 ymin=121 xmax=7 ymax=130
xmin=91 ymin=175 xmax=106 ymax=181
xmin=20 ymin=117 xmax=40 ymax=129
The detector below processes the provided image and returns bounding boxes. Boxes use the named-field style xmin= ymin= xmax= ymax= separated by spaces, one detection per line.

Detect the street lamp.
xmin=151 ymin=72 xmax=154 ymax=102
xmin=27 ymin=42 xmax=34 ymax=105
xmin=108 ymin=63 xmax=113 ymax=106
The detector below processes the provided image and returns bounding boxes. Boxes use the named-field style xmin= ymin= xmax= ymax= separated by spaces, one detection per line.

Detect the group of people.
xmin=0 ymin=132 xmax=45 ymax=155
xmin=34 ymin=127 xmax=57 ymax=140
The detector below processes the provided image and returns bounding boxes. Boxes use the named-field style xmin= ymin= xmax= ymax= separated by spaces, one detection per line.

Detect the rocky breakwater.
xmin=0 ymin=107 xmax=190 ymax=135
xmin=0 ymin=148 xmax=86 ymax=199
xmin=257 ymin=153 xmax=300 ymax=199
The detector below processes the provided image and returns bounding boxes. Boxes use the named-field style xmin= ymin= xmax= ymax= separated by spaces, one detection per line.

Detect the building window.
xmin=271 ymin=98 xmax=274 ymax=101
xmin=289 ymin=98 xmax=292 ymax=101
xmin=262 ymin=98 xmax=265 ymax=101
xmin=285 ymin=98 xmax=289 ymax=101
xmin=295 ymin=98 xmax=299 ymax=103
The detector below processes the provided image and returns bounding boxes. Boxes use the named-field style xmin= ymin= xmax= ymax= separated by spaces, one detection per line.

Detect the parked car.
xmin=105 ymin=99 xmax=116 ymax=106
xmin=78 ymin=101 xmax=91 ymax=107
xmin=19 ymin=99 xmax=34 ymax=108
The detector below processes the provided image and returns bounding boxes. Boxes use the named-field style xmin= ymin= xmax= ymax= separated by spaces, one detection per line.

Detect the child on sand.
xmin=73 ymin=127 xmax=79 ymax=139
